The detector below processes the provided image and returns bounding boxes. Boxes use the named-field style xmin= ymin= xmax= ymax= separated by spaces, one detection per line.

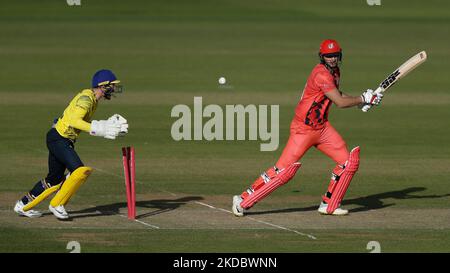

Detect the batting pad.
xmin=23 ymin=184 xmax=61 ymax=212
xmin=327 ymin=146 xmax=360 ymax=214
xmin=241 ymin=162 xmax=301 ymax=209
xmin=50 ymin=166 xmax=93 ymax=207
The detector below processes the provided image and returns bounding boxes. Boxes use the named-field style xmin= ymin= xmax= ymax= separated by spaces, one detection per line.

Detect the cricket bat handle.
xmin=361 ymin=87 xmax=384 ymax=112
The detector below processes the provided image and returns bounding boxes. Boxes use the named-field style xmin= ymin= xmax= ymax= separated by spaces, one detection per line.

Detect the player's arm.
xmin=68 ymin=96 xmax=128 ymax=139
xmin=67 ymin=107 xmax=92 ymax=132
xmin=66 ymin=96 xmax=94 ymax=132
xmin=316 ymin=71 xmax=382 ymax=108
xmin=326 ymin=88 xmax=384 ymax=108
xmin=325 ymin=88 xmax=363 ymax=108
xmin=70 ymin=110 xmax=128 ymax=139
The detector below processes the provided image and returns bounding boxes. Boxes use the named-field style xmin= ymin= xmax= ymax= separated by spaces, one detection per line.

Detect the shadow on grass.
xmin=245 ymin=187 xmax=450 ymax=216
xmin=345 ymin=187 xmax=450 ymax=213
xmin=68 ymin=196 xmax=203 ymax=220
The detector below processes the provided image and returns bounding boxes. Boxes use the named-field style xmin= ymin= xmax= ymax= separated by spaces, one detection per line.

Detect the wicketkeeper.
xmin=232 ymin=40 xmax=383 ymax=216
xmin=14 ymin=69 xmax=129 ymax=220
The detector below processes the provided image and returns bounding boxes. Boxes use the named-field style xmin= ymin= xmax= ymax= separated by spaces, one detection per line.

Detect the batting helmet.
xmin=318 ymin=39 xmax=343 ymax=64
xmin=319 ymin=39 xmax=342 ymax=55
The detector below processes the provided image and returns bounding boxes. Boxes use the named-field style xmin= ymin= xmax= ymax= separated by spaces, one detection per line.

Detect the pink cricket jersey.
xmin=293 ymin=64 xmax=340 ymax=129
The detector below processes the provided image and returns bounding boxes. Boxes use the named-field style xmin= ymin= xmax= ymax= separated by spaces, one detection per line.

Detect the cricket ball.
xmin=218 ymin=77 xmax=226 ymax=85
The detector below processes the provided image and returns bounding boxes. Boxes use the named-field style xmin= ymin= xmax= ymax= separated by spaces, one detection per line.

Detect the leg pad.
xmin=50 ymin=166 xmax=93 ymax=207
xmin=324 ymin=147 xmax=360 ymax=214
xmin=241 ymin=162 xmax=301 ymax=209
xmin=23 ymin=181 xmax=61 ymax=212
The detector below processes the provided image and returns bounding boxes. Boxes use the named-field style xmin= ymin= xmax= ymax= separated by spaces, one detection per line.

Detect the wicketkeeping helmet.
xmin=92 ymin=69 xmax=123 ymax=100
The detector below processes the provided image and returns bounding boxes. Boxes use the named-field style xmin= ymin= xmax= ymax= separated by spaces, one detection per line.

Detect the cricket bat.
xmin=362 ymin=50 xmax=427 ymax=112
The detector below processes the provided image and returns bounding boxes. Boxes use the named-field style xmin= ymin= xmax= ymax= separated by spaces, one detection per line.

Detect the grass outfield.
xmin=0 ymin=0 xmax=449 ymax=253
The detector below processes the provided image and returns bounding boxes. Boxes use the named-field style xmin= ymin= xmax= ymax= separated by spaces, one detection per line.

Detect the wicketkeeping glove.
xmin=90 ymin=120 xmax=121 ymax=139
xmin=108 ymin=114 xmax=129 ymax=137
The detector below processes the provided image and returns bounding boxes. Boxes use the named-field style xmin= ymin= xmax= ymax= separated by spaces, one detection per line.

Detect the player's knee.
xmin=334 ymin=146 xmax=360 ymax=173
xmin=336 ymin=149 xmax=351 ymax=166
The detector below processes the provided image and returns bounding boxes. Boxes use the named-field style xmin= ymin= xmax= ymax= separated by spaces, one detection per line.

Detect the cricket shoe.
xmin=318 ymin=202 xmax=348 ymax=216
xmin=49 ymin=204 xmax=70 ymax=220
xmin=14 ymin=200 xmax=42 ymax=218
xmin=232 ymin=195 xmax=245 ymax=217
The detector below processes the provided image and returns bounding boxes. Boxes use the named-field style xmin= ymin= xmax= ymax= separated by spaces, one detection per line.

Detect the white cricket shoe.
xmin=232 ymin=195 xmax=245 ymax=217
xmin=14 ymin=200 xmax=42 ymax=218
xmin=49 ymin=204 xmax=69 ymax=220
xmin=318 ymin=202 xmax=349 ymax=216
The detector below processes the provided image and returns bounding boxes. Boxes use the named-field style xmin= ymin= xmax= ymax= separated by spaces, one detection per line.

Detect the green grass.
xmin=1 ymin=227 xmax=448 ymax=253
xmin=0 ymin=0 xmax=449 ymax=253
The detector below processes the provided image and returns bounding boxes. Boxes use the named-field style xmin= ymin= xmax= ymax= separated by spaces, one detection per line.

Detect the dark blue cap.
xmin=92 ymin=69 xmax=120 ymax=88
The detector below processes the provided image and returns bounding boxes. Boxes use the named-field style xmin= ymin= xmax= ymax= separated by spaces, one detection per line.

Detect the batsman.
xmin=232 ymin=40 xmax=383 ymax=216
xmin=14 ymin=69 xmax=129 ymax=220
